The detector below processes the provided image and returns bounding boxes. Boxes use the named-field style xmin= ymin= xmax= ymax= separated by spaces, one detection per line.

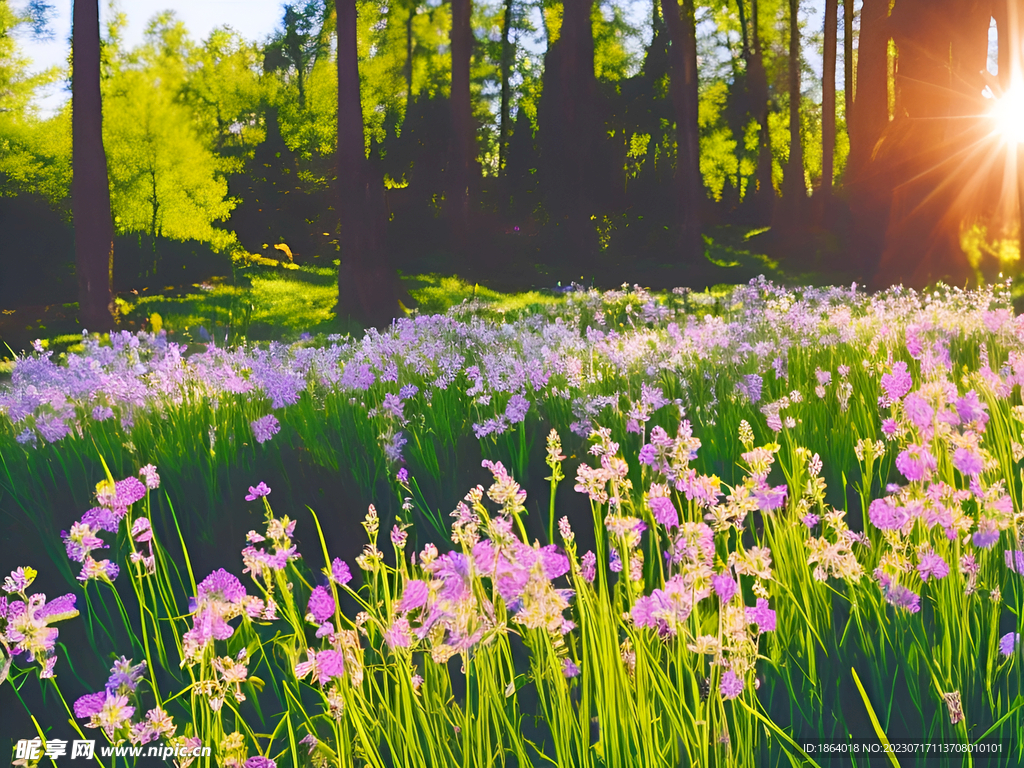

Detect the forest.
xmin=1 ymin=0 xmax=1020 ymax=334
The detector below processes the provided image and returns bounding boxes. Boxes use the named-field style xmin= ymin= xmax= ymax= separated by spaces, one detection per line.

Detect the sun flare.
xmin=990 ymin=85 xmax=1024 ymax=145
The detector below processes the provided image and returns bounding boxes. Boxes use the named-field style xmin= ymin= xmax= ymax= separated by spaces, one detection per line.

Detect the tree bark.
xmin=499 ymin=0 xmax=514 ymax=173
xmin=749 ymin=0 xmax=774 ymax=221
xmin=821 ymin=0 xmax=837 ymax=199
xmin=661 ymin=0 xmax=703 ymax=260
xmin=775 ymin=0 xmax=805 ymax=228
xmin=843 ymin=0 xmax=853 ymax=119
xmin=448 ymin=0 xmax=473 ymax=247
xmin=336 ymin=0 xmax=397 ymax=326
xmin=845 ymin=0 xmax=889 ymax=182
xmin=72 ymin=0 xmax=115 ymax=332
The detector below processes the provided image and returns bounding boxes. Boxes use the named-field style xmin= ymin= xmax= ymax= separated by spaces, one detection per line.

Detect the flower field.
xmin=2 ymin=277 xmax=1024 ymax=767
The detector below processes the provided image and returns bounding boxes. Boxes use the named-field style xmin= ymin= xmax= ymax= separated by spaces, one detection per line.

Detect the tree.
xmin=336 ymin=0 xmax=398 ymax=326
xmin=662 ymin=0 xmax=703 ymax=260
xmin=775 ymin=0 xmax=805 ymax=225
xmin=72 ymin=0 xmax=115 ymax=330
xmin=264 ymin=1 xmax=327 ymax=111
xmin=820 ymin=0 xmax=837 ymax=204
xmin=448 ymin=0 xmax=473 ymax=247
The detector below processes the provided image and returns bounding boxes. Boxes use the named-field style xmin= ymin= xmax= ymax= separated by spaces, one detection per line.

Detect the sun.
xmin=989 ymin=85 xmax=1024 ymax=145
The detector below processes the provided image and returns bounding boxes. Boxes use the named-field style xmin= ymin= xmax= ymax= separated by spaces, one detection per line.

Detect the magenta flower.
xmin=580 ymin=551 xmax=596 ymax=583
xmin=244 ymin=758 xmax=277 ymax=768
xmin=916 ymin=551 xmax=949 ymax=582
xmin=138 ymin=464 xmax=160 ymax=490
xmin=329 ymin=558 xmax=352 ymax=586
xmin=880 ymin=361 xmax=913 ymax=402
xmin=801 ymin=513 xmax=820 ymax=529
xmin=882 ymin=584 xmax=921 ymax=613
xmin=1005 ymin=550 xmax=1024 ymax=574
xmin=973 ymin=519 xmax=1000 ymax=549
xmin=952 ymin=447 xmax=984 ymax=477
xmin=955 ymin=390 xmax=989 ymax=428
xmin=720 ymin=670 xmax=744 ymax=700
xmin=746 ymin=598 xmax=776 ymax=632
xmin=902 ymin=393 xmax=933 ymax=431
xmin=649 ymin=495 xmax=679 ymax=528
xmin=895 ymin=444 xmax=937 ymax=482
xmin=398 ymin=579 xmax=430 ymax=612
xmin=753 ymin=484 xmax=787 ymax=512
xmin=306 ymin=586 xmax=335 ymax=624
xmin=74 ymin=691 xmax=107 ymax=719
xmin=868 ymin=497 xmax=909 ymax=531
xmin=563 ymin=658 xmax=581 ymax=678
xmin=711 ymin=572 xmax=738 ymax=603
xmin=245 ymin=482 xmax=272 ymax=501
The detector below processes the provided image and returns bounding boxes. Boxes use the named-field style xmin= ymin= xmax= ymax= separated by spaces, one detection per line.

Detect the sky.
xmin=13 ymin=0 xmax=837 ymax=117
xmin=17 ymin=0 xmax=287 ymax=113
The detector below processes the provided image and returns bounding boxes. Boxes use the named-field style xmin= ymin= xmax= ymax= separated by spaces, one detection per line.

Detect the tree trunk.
xmin=72 ymin=0 xmax=115 ymax=332
xmin=846 ymin=0 xmax=889 ymax=182
xmin=661 ymin=0 xmax=703 ymax=261
xmin=336 ymin=0 xmax=398 ymax=327
xmin=843 ymin=0 xmax=853 ymax=119
xmin=821 ymin=0 xmax=837 ymax=201
xmin=448 ymin=0 xmax=473 ymax=248
xmin=747 ymin=0 xmax=774 ymax=221
xmin=777 ymin=0 xmax=805 ymax=223
xmin=499 ymin=0 xmax=514 ymax=173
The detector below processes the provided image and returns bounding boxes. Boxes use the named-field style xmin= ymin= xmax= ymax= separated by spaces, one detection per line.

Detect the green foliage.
xmin=102 ymin=12 xmax=237 ymax=250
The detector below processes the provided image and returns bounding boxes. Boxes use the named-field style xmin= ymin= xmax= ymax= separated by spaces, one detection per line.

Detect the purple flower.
xmin=138 ymin=464 xmax=160 ymax=490
xmin=902 ymin=393 xmax=933 ymax=431
xmin=801 ymin=513 xmax=820 ymax=529
xmin=999 ymin=632 xmax=1020 ymax=657
xmin=955 ymin=390 xmax=989 ymax=428
xmin=251 ymin=414 xmax=281 ymax=445
xmin=720 ymin=670 xmax=744 ymax=700
xmin=317 ymin=649 xmax=345 ymax=680
xmin=244 ymin=758 xmax=277 ymax=768
xmin=397 ymin=467 xmax=409 ymax=483
xmin=106 ymin=656 xmax=147 ymax=695
xmin=649 ymin=495 xmax=679 ymax=528
xmin=881 ymin=418 xmax=899 ymax=438
xmin=74 ymin=691 xmax=107 ymax=719
xmin=753 ymin=484 xmax=787 ymax=512
xmin=973 ymin=519 xmax=1000 ymax=549
xmin=329 ymin=558 xmax=352 ymax=586
xmin=245 ymin=482 xmax=272 ymax=501
xmin=895 ymin=444 xmax=937 ymax=483
xmin=398 ymin=580 xmax=430 ymax=612
xmin=711 ymin=572 xmax=738 ymax=603
xmin=746 ymin=598 xmax=776 ymax=632
xmin=868 ymin=497 xmax=908 ymax=531
xmin=562 ymin=658 xmax=581 ymax=678
xmin=505 ymin=394 xmax=530 ymax=424
xmin=882 ymin=584 xmax=921 ymax=613
xmin=952 ymin=447 xmax=984 ymax=477
xmin=881 ymin=361 xmax=913 ymax=402
xmin=917 ymin=551 xmax=949 ymax=581
xmin=198 ymin=569 xmax=247 ymax=604
xmin=307 ymin=586 xmax=335 ymax=624
xmin=1005 ymin=550 xmax=1024 ymax=574
xmin=736 ymin=374 xmax=762 ymax=404
xmin=580 ymin=551 xmax=597 ymax=583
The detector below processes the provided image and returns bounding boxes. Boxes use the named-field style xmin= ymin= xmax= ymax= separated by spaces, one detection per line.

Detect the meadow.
xmin=2 ymin=274 xmax=1024 ymax=767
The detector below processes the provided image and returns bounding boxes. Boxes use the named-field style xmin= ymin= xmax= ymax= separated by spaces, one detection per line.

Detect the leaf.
xmin=851 ymin=667 xmax=902 ymax=768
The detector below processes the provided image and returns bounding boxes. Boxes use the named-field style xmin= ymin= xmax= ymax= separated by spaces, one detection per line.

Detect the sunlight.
xmin=989 ymin=84 xmax=1024 ymax=144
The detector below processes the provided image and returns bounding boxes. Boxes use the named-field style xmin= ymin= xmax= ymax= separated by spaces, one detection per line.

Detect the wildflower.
xmin=397 ymin=467 xmax=409 ymax=483
xmin=882 ymin=584 xmax=921 ymax=613
xmin=1005 ymin=551 xmax=1024 ymax=574
xmin=952 ymin=447 xmax=984 ymax=477
xmin=746 ymin=598 xmax=776 ymax=632
xmin=942 ymin=691 xmax=964 ymax=725
xmin=327 ymin=558 xmax=352 ymax=586
xmin=138 ymin=464 xmax=160 ymax=490
xmin=720 ymin=670 xmax=744 ymax=700
xmin=251 ymin=414 xmax=281 ymax=444
xmin=245 ymin=482 xmax=271 ymax=501
xmin=999 ymin=632 xmax=1020 ymax=657
xmin=78 ymin=557 xmax=120 ymax=583
xmin=648 ymin=490 xmax=679 ymax=529
xmin=563 ymin=658 xmax=581 ymax=678
xmin=398 ymin=580 xmax=430 ymax=612
xmin=973 ymin=519 xmax=1000 ymax=548
xmin=390 ymin=525 xmax=408 ymax=549
xmin=306 ymin=587 xmax=335 ymax=624
xmin=895 ymin=444 xmax=937 ymax=482
xmin=880 ymin=361 xmax=912 ymax=402
xmin=868 ymin=496 xmax=909 ymax=531
xmin=580 ymin=551 xmax=596 ymax=583
xmin=753 ymin=483 xmax=787 ymax=512
xmin=558 ymin=516 xmax=574 ymax=543
xmin=106 ymin=656 xmax=147 ymax=695
xmin=244 ymin=758 xmax=276 ymax=768
xmin=955 ymin=390 xmax=989 ymax=429
xmin=801 ymin=513 xmax=819 ymax=529
xmin=505 ymin=394 xmax=530 ymax=423
xmin=711 ymin=572 xmax=737 ymax=603
xmin=902 ymin=393 xmax=934 ymax=431
xmin=916 ymin=551 xmax=949 ymax=582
